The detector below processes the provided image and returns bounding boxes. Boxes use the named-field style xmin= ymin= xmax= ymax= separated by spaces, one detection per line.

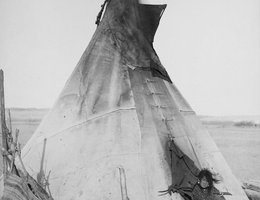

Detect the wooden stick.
xmin=0 ymin=69 xmax=8 ymax=176
xmin=17 ymin=143 xmax=28 ymax=176
xmin=8 ymin=109 xmax=12 ymax=135
xmin=10 ymin=129 xmax=19 ymax=172
xmin=36 ymin=138 xmax=47 ymax=187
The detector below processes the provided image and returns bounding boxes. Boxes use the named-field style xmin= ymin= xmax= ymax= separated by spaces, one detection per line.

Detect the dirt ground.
xmin=1 ymin=108 xmax=260 ymax=183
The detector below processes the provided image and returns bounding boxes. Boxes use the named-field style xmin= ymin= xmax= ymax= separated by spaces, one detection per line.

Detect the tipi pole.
xmin=0 ymin=69 xmax=8 ymax=177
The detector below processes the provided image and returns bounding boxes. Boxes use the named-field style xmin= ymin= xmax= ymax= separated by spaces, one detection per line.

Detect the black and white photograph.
xmin=0 ymin=0 xmax=259 ymax=199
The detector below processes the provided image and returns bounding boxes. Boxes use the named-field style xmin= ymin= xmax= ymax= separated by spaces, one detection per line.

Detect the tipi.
xmin=14 ymin=0 xmax=249 ymax=199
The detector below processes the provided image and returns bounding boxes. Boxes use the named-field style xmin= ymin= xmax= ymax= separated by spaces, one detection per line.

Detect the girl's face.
xmin=199 ymin=176 xmax=209 ymax=188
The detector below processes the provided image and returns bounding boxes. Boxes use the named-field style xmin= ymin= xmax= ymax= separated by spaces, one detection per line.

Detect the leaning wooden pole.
xmin=0 ymin=69 xmax=8 ymax=177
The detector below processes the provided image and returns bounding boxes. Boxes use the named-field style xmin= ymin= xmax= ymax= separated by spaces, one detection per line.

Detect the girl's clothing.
xmin=192 ymin=184 xmax=225 ymax=200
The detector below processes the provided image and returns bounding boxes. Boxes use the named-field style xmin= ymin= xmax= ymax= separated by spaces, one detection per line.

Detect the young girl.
xmin=192 ymin=169 xmax=225 ymax=200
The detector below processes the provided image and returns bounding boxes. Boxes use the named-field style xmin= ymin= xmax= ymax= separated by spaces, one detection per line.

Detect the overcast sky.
xmin=0 ymin=0 xmax=259 ymax=116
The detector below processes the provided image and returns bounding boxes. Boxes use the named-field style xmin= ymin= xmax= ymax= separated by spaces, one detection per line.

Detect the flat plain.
xmin=1 ymin=108 xmax=260 ymax=182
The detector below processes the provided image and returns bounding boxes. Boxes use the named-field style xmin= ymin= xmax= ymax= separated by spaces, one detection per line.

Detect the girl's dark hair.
xmin=198 ymin=169 xmax=219 ymax=191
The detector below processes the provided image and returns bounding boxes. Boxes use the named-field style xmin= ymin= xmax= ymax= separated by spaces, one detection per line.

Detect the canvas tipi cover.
xmin=18 ymin=0 xmax=248 ymax=200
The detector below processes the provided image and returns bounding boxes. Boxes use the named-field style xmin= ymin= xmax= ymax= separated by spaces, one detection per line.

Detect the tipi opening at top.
xmin=0 ymin=0 xmax=250 ymax=200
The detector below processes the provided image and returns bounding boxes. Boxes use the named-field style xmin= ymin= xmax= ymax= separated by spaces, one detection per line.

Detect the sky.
xmin=0 ymin=0 xmax=259 ymax=116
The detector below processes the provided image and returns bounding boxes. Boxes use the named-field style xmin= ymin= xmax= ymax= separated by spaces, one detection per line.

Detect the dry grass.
xmin=207 ymin=125 xmax=260 ymax=181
